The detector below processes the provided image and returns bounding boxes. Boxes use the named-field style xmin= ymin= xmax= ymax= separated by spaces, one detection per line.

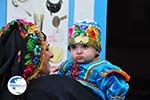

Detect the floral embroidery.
xmin=0 ymin=19 xmax=45 ymax=81
xmin=68 ymin=21 xmax=101 ymax=51
xmin=86 ymin=26 xmax=99 ymax=39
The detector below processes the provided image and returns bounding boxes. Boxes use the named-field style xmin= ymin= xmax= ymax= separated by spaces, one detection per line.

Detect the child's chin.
xmin=75 ymin=60 xmax=84 ymax=64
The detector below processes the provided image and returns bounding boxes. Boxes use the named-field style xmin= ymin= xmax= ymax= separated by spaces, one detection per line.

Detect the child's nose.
xmin=76 ymin=47 xmax=83 ymax=54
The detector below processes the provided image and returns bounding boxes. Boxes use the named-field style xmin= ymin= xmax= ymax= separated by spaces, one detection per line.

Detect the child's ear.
xmin=95 ymin=51 xmax=99 ymax=58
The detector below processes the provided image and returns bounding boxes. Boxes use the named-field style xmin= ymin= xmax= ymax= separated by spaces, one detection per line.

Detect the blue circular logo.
xmin=7 ymin=76 xmax=27 ymax=95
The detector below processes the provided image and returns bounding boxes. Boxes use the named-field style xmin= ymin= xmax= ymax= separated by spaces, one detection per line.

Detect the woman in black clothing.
xmin=0 ymin=19 xmax=101 ymax=100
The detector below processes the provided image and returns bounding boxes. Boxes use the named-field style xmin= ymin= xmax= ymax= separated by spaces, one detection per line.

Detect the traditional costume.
xmin=58 ymin=20 xmax=130 ymax=100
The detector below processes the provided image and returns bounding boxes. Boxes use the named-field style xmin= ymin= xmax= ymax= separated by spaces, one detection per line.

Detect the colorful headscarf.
xmin=68 ymin=20 xmax=101 ymax=52
xmin=0 ymin=19 xmax=47 ymax=81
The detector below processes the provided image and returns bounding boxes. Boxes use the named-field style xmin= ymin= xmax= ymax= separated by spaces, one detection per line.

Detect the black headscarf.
xmin=0 ymin=20 xmax=25 ymax=76
xmin=0 ymin=19 xmax=47 ymax=90
xmin=0 ymin=19 xmax=47 ymax=81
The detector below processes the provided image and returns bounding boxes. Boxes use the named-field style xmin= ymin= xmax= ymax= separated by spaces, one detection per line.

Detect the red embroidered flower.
xmin=86 ymin=26 xmax=97 ymax=39
xmin=68 ymin=26 xmax=76 ymax=37
xmin=23 ymin=64 xmax=34 ymax=78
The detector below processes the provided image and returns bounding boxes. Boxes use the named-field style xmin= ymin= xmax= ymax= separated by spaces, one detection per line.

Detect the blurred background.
xmin=106 ymin=0 xmax=148 ymax=99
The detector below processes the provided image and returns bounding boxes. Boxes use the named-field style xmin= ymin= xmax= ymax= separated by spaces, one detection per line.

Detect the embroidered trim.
xmin=84 ymin=60 xmax=107 ymax=81
xmin=100 ymin=69 xmax=130 ymax=81
xmin=111 ymin=96 xmax=125 ymax=99
xmin=59 ymin=60 xmax=72 ymax=72
xmin=76 ymin=78 xmax=99 ymax=89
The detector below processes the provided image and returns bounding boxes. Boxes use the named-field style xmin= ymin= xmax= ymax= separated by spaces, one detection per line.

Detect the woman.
xmin=0 ymin=19 xmax=101 ymax=100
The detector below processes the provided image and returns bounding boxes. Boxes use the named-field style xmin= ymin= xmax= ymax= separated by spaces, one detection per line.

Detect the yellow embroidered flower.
xmin=28 ymin=25 xmax=39 ymax=34
xmin=75 ymin=36 xmax=81 ymax=43
xmin=82 ymin=36 xmax=89 ymax=43
xmin=74 ymin=36 xmax=89 ymax=44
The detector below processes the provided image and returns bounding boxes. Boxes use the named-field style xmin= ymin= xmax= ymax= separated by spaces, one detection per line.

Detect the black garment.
xmin=0 ymin=75 xmax=101 ymax=100
xmin=0 ymin=74 xmax=18 ymax=100
xmin=24 ymin=75 xmax=101 ymax=100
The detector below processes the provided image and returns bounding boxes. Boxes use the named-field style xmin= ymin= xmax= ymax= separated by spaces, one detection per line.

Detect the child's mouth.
xmin=76 ymin=56 xmax=83 ymax=60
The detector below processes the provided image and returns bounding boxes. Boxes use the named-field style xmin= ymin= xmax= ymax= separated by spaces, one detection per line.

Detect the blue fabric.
xmin=58 ymin=59 xmax=130 ymax=100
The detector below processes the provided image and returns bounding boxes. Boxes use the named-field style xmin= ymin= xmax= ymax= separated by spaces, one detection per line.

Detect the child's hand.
xmin=49 ymin=66 xmax=58 ymax=75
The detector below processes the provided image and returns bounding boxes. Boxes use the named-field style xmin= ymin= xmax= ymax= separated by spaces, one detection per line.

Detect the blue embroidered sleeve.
xmin=57 ymin=68 xmax=64 ymax=75
xmin=57 ymin=63 xmax=65 ymax=75
xmin=58 ymin=59 xmax=73 ymax=75
xmin=97 ymin=73 xmax=129 ymax=100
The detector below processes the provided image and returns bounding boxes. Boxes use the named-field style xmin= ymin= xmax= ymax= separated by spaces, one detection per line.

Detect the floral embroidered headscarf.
xmin=0 ymin=19 xmax=47 ymax=81
xmin=68 ymin=20 xmax=101 ymax=52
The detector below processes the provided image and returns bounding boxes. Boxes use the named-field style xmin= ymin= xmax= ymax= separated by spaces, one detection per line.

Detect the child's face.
xmin=69 ymin=44 xmax=99 ymax=64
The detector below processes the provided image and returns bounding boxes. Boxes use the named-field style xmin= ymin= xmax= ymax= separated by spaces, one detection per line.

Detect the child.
xmin=58 ymin=20 xmax=130 ymax=100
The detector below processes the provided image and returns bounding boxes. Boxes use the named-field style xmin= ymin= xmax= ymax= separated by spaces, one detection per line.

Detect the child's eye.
xmin=70 ymin=44 xmax=77 ymax=49
xmin=82 ymin=44 xmax=89 ymax=49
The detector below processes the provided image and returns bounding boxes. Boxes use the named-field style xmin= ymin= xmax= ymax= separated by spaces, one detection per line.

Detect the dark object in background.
xmin=106 ymin=0 xmax=149 ymax=99
xmin=46 ymin=0 xmax=63 ymax=16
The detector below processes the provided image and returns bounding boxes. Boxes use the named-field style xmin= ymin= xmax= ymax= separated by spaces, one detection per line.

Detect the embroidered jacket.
xmin=58 ymin=59 xmax=130 ymax=100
